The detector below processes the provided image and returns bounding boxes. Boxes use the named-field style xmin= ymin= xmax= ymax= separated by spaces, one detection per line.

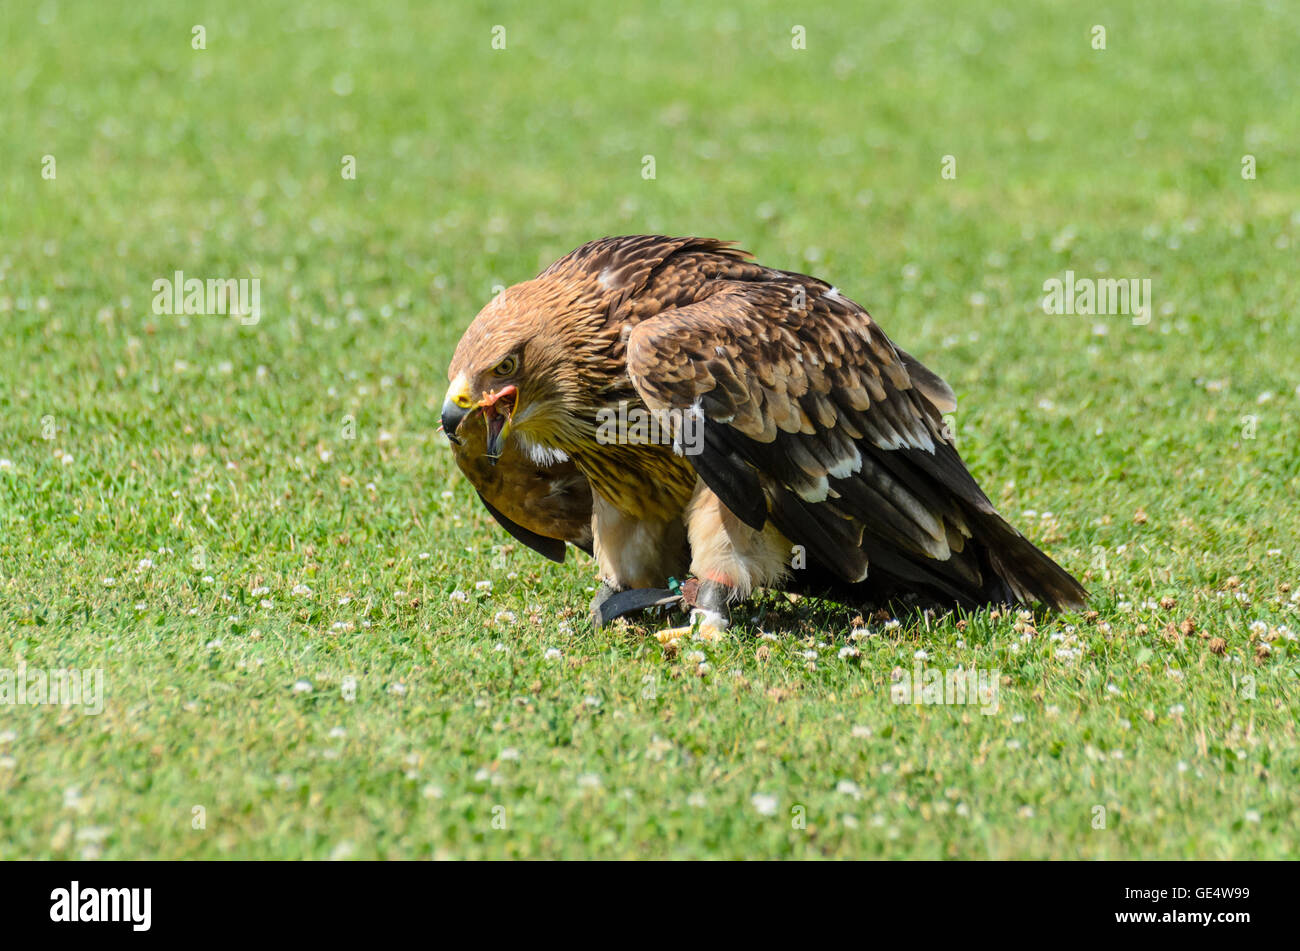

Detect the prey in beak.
xmin=440 ymin=378 xmax=517 ymax=465
xmin=478 ymin=384 xmax=516 ymax=464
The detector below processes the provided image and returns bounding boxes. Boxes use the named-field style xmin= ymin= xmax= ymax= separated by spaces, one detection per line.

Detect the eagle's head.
xmin=441 ymin=279 xmax=607 ymax=465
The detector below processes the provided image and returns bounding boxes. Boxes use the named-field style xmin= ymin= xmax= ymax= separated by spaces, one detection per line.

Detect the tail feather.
xmin=977 ymin=519 xmax=1087 ymax=611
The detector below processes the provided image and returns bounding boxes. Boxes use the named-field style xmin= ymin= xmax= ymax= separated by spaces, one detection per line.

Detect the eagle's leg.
xmin=590 ymin=493 xmax=688 ymax=617
xmin=653 ymin=484 xmax=791 ymax=645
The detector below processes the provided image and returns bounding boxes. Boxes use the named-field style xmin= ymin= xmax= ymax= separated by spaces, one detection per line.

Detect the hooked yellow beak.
xmin=440 ymin=375 xmax=516 ymax=465
xmin=440 ymin=375 xmax=475 ymax=447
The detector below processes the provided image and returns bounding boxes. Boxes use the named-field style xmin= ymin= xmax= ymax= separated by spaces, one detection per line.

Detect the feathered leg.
xmin=654 ymin=483 xmax=789 ymax=644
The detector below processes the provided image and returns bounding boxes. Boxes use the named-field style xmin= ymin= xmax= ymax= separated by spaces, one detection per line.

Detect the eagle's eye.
xmin=491 ymin=355 xmax=518 ymax=377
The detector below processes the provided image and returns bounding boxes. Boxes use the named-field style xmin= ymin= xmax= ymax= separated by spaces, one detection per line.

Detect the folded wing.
xmin=625 ymin=279 xmax=1086 ymax=610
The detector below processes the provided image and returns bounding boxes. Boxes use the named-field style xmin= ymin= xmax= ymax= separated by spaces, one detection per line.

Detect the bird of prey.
xmin=441 ymin=235 xmax=1085 ymax=641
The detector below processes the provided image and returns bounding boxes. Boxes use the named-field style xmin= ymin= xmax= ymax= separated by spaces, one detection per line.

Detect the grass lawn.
xmin=1 ymin=0 xmax=1297 ymax=859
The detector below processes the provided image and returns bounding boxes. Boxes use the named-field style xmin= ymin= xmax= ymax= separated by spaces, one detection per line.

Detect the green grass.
xmin=1 ymin=0 xmax=1298 ymax=859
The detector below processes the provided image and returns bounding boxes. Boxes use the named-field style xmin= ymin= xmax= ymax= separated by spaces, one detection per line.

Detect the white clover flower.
xmin=493 ymin=610 xmax=517 ymax=625
xmin=291 ymin=583 xmax=312 ymax=596
xmin=474 ymin=580 xmax=492 ymax=592
xmin=449 ymin=590 xmax=469 ymax=603
xmin=750 ymin=793 xmax=779 ymax=816
xmin=292 ymin=680 xmax=313 ymax=693
xmin=544 ymin=648 xmax=561 ymax=661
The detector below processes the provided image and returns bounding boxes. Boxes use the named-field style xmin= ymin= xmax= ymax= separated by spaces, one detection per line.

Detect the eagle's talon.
xmin=691 ymin=623 xmax=726 ymax=644
xmin=654 ymin=625 xmax=690 ymax=646
xmin=656 ymin=608 xmax=729 ymax=645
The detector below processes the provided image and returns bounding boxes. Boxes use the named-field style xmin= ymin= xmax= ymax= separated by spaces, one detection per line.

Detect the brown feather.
xmin=445 ymin=235 xmax=1086 ymax=611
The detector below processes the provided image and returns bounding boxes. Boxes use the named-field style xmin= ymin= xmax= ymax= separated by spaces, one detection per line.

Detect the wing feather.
xmin=625 ymin=273 xmax=1085 ymax=610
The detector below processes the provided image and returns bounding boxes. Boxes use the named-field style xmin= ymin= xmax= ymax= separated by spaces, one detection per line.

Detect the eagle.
xmin=441 ymin=235 xmax=1085 ymax=641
